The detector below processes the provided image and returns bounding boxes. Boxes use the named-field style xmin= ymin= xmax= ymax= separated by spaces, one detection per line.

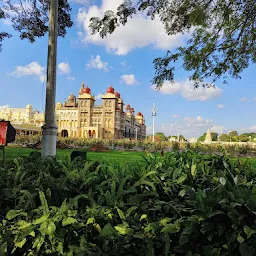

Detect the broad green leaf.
xmin=93 ymin=223 xmax=101 ymax=233
xmin=32 ymin=235 xmax=45 ymax=251
xmin=126 ymin=206 xmax=138 ymax=217
xmin=239 ymin=243 xmax=255 ymax=256
xmin=243 ymin=225 xmax=256 ymax=239
xmin=161 ymin=224 xmax=180 ymax=233
xmin=6 ymin=209 xmax=27 ymax=220
xmin=164 ymin=233 xmax=170 ymax=256
xmin=160 ymin=218 xmax=172 ymax=226
xmin=100 ymin=223 xmax=114 ymax=237
xmin=29 ymin=231 xmax=36 ymax=237
xmin=178 ymin=189 xmax=186 ymax=197
xmin=219 ymin=177 xmax=226 ymax=186
xmin=115 ymin=225 xmax=133 ymax=235
xmin=117 ymin=208 xmax=125 ymax=220
xmin=252 ymin=186 xmax=256 ymax=195
xmin=191 ymin=164 xmax=197 ymax=177
xmin=62 ymin=217 xmax=77 ymax=226
xmin=32 ymin=214 xmax=49 ymax=225
xmin=140 ymin=214 xmax=147 ymax=221
xmin=237 ymin=233 xmax=245 ymax=243
xmin=40 ymin=221 xmax=56 ymax=235
xmin=176 ymin=174 xmax=187 ymax=184
xmin=86 ymin=217 xmax=95 ymax=225
xmin=57 ymin=242 xmax=64 ymax=254
xmin=15 ymin=238 xmax=26 ymax=248
xmin=17 ymin=220 xmax=31 ymax=229
xmin=39 ymin=191 xmax=49 ymax=214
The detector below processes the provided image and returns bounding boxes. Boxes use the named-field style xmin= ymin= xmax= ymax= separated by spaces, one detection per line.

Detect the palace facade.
xmin=0 ymin=83 xmax=146 ymax=139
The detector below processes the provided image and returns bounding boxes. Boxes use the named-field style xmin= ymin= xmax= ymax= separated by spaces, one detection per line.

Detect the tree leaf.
xmin=62 ymin=217 xmax=77 ymax=226
xmin=86 ymin=217 xmax=95 ymax=225
xmin=140 ymin=214 xmax=147 ymax=221
xmin=15 ymin=238 xmax=26 ymax=248
xmin=32 ymin=214 xmax=50 ymax=225
xmin=117 ymin=208 xmax=125 ymax=220
xmin=191 ymin=164 xmax=197 ymax=177
xmin=101 ymin=223 xmax=114 ymax=237
xmin=161 ymin=224 xmax=180 ymax=233
xmin=243 ymin=225 xmax=256 ymax=239
xmin=239 ymin=243 xmax=255 ymax=256
xmin=6 ymin=209 xmax=27 ymax=220
xmin=219 ymin=177 xmax=226 ymax=186
xmin=114 ymin=225 xmax=133 ymax=235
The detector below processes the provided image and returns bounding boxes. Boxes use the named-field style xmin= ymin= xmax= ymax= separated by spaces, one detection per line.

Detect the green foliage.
xmin=220 ymin=134 xmax=231 ymax=142
xmin=198 ymin=132 xmax=218 ymax=142
xmin=229 ymin=131 xmax=239 ymax=137
xmin=0 ymin=151 xmax=256 ymax=255
xmin=0 ymin=0 xmax=73 ymax=51
xmin=89 ymin=0 xmax=256 ymax=87
xmin=154 ymin=132 xmax=167 ymax=141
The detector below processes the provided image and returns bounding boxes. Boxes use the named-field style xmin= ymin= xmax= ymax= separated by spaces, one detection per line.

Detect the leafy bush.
xmin=0 ymin=151 xmax=255 ymax=255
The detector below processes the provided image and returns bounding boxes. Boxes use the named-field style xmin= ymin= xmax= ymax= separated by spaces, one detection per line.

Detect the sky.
xmin=0 ymin=0 xmax=256 ymax=139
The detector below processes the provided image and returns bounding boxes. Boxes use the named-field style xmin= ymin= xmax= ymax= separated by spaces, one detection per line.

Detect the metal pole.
xmin=41 ymin=0 xmax=58 ymax=157
xmin=152 ymin=116 xmax=155 ymax=142
xmin=151 ymin=103 xmax=157 ymax=143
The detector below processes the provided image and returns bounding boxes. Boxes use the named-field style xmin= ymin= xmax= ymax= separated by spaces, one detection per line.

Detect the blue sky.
xmin=0 ymin=0 xmax=255 ymax=138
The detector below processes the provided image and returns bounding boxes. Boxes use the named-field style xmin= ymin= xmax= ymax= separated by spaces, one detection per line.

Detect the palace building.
xmin=0 ymin=83 xmax=146 ymax=139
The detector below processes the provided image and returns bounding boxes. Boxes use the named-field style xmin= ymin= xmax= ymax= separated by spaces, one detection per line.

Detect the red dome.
xmin=130 ymin=108 xmax=135 ymax=112
xmin=125 ymin=104 xmax=131 ymax=109
xmin=83 ymin=85 xmax=91 ymax=94
xmin=107 ymin=85 xmax=114 ymax=94
xmin=115 ymin=91 xmax=120 ymax=98
xmin=137 ymin=112 xmax=142 ymax=116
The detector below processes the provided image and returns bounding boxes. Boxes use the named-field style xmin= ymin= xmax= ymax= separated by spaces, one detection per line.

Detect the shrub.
xmin=0 ymin=151 xmax=255 ymax=255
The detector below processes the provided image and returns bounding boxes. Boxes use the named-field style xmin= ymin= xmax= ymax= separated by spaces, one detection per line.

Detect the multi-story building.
xmin=0 ymin=83 xmax=146 ymax=139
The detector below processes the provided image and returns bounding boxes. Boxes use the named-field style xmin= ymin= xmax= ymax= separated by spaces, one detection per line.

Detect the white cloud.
xmin=67 ymin=76 xmax=76 ymax=80
xmin=95 ymin=93 xmax=103 ymax=100
xmin=152 ymin=79 xmax=222 ymax=101
xmin=172 ymin=114 xmax=180 ymax=118
xmin=87 ymin=55 xmax=109 ymax=71
xmin=120 ymin=74 xmax=138 ymax=85
xmin=211 ymin=125 xmax=226 ymax=134
xmin=76 ymin=0 xmax=188 ymax=55
xmin=0 ymin=105 xmax=10 ymax=110
xmin=184 ymin=116 xmax=214 ymax=128
xmin=240 ymin=97 xmax=248 ymax=102
xmin=217 ymin=104 xmax=224 ymax=109
xmin=70 ymin=0 xmax=90 ymax=4
xmin=120 ymin=60 xmax=132 ymax=69
xmin=10 ymin=61 xmax=45 ymax=82
xmin=58 ymin=62 xmax=71 ymax=74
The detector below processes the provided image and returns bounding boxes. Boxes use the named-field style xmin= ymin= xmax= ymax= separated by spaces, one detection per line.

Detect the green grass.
xmin=2 ymin=146 xmax=256 ymax=167
xmin=1 ymin=146 xmax=147 ymax=164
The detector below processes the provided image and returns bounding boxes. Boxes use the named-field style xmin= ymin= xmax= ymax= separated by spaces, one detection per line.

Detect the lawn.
xmin=2 ymin=146 xmax=256 ymax=167
xmin=1 ymin=146 xmax=147 ymax=164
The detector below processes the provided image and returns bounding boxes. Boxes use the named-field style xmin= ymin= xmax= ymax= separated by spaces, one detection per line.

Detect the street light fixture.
xmin=150 ymin=103 xmax=158 ymax=143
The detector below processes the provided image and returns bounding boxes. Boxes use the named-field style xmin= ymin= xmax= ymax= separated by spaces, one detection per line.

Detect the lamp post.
xmin=150 ymin=103 xmax=158 ymax=143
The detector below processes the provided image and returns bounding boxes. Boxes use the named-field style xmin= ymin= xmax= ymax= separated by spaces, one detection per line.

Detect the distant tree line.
xmin=198 ymin=131 xmax=256 ymax=142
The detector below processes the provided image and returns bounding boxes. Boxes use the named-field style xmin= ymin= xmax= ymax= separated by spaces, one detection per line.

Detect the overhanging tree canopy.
xmin=0 ymin=0 xmax=72 ymax=51
xmin=89 ymin=0 xmax=256 ymax=88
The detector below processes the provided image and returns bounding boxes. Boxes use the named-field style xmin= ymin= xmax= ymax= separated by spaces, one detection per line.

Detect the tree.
xmin=229 ymin=131 xmax=238 ymax=137
xmin=89 ymin=0 xmax=256 ymax=88
xmin=0 ymin=0 xmax=72 ymax=51
xmin=219 ymin=134 xmax=230 ymax=142
xmin=154 ymin=132 xmax=167 ymax=141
